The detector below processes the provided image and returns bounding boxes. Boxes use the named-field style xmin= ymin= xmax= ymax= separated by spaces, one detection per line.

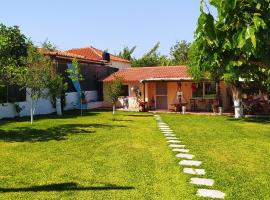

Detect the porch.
xmin=120 ymin=80 xmax=232 ymax=113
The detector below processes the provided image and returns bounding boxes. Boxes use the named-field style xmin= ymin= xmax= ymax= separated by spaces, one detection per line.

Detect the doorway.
xmin=155 ymin=82 xmax=168 ymax=110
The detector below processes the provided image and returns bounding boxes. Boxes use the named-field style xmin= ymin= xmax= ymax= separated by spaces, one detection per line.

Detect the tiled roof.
xmin=102 ymin=66 xmax=191 ymax=82
xmin=66 ymin=47 xmax=131 ymax=63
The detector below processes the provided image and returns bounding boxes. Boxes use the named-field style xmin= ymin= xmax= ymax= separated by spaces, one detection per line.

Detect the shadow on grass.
xmin=0 ymin=110 xmax=101 ymax=127
xmin=227 ymin=116 xmax=270 ymax=124
xmin=126 ymin=114 xmax=153 ymax=117
xmin=0 ymin=123 xmax=126 ymax=143
xmin=0 ymin=182 xmax=135 ymax=193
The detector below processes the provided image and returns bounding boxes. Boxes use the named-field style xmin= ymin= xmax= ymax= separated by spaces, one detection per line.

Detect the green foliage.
xmin=132 ymin=42 xmax=171 ymax=67
xmin=189 ymin=0 xmax=270 ymax=91
xmin=41 ymin=38 xmax=57 ymax=51
xmin=17 ymin=43 xmax=52 ymax=101
xmin=105 ymin=76 xmax=124 ymax=105
xmin=170 ymin=40 xmax=191 ymax=65
xmin=0 ymin=23 xmax=27 ymax=87
xmin=66 ymin=58 xmax=84 ymax=82
xmin=118 ymin=46 xmax=136 ymax=61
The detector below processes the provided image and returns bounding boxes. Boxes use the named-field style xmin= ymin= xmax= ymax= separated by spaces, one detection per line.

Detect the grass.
xmin=161 ymin=113 xmax=270 ymax=200
xmin=0 ymin=110 xmax=198 ymax=200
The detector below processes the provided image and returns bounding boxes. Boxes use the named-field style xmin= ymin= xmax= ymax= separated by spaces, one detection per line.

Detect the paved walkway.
xmin=154 ymin=115 xmax=225 ymax=199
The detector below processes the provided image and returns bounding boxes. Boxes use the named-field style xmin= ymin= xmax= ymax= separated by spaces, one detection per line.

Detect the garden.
xmin=0 ymin=110 xmax=269 ymax=199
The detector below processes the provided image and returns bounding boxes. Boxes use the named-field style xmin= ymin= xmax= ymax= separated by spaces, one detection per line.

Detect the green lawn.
xmin=0 ymin=110 xmax=197 ymax=200
xmin=161 ymin=113 xmax=270 ymax=200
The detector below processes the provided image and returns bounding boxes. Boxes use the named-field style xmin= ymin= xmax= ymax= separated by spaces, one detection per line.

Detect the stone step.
xmin=172 ymin=148 xmax=189 ymax=153
xmin=183 ymin=168 xmax=206 ymax=175
xmin=167 ymin=140 xmax=181 ymax=143
xmin=162 ymin=131 xmax=174 ymax=134
xmin=190 ymin=177 xmax=214 ymax=186
xmin=176 ymin=153 xmax=194 ymax=159
xmin=166 ymin=137 xmax=179 ymax=140
xmin=164 ymin=134 xmax=176 ymax=137
xmin=179 ymin=160 xmax=201 ymax=166
xmin=196 ymin=189 xmax=225 ymax=199
xmin=169 ymin=144 xmax=186 ymax=148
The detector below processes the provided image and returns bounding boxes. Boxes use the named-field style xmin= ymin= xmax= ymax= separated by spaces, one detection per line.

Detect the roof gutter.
xmin=140 ymin=77 xmax=193 ymax=83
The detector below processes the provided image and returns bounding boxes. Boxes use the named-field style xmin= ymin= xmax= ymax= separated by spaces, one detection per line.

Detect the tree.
xmin=41 ymin=38 xmax=57 ymax=51
xmin=105 ymin=76 xmax=123 ymax=115
xmin=46 ymin=71 xmax=68 ymax=116
xmin=66 ymin=58 xmax=84 ymax=115
xmin=132 ymin=42 xmax=171 ymax=67
xmin=18 ymin=42 xmax=53 ymax=124
xmin=170 ymin=40 xmax=191 ymax=65
xmin=0 ymin=23 xmax=27 ymax=94
xmin=188 ymin=0 xmax=270 ymax=118
xmin=118 ymin=46 xmax=136 ymax=61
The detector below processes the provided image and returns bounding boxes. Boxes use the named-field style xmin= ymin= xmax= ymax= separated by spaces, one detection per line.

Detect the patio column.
xmin=143 ymin=81 xmax=146 ymax=103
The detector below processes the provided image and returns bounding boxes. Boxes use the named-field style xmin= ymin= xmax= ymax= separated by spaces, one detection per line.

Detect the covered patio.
xmin=102 ymin=66 xmax=232 ymax=113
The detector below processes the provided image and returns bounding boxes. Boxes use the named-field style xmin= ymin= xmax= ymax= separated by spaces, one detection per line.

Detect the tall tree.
xmin=170 ymin=40 xmax=191 ymax=65
xmin=188 ymin=0 xmax=270 ymax=118
xmin=105 ymin=76 xmax=124 ymax=115
xmin=132 ymin=42 xmax=171 ymax=67
xmin=0 ymin=23 xmax=27 ymax=89
xmin=18 ymin=42 xmax=53 ymax=124
xmin=118 ymin=46 xmax=136 ymax=61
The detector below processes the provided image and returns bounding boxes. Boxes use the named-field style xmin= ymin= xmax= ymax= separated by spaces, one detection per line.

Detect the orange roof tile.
xmin=102 ymin=66 xmax=191 ymax=82
xmin=66 ymin=47 xmax=131 ymax=63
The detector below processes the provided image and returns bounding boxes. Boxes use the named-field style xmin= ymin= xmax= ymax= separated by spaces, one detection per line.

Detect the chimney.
xmin=102 ymin=51 xmax=110 ymax=62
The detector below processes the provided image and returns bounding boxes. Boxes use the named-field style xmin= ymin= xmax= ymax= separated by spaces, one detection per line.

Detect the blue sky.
xmin=0 ymin=0 xmax=202 ymax=57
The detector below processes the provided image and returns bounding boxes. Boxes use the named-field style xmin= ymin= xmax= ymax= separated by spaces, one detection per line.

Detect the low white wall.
xmin=0 ymin=103 xmax=17 ymax=119
xmin=64 ymin=92 xmax=80 ymax=110
xmin=64 ymin=90 xmax=99 ymax=110
xmin=88 ymin=101 xmax=103 ymax=109
xmin=0 ymin=90 xmax=101 ymax=120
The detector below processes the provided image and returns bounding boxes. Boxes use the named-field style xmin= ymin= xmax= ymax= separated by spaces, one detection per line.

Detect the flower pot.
xmin=182 ymin=106 xmax=186 ymax=114
xmin=218 ymin=106 xmax=223 ymax=115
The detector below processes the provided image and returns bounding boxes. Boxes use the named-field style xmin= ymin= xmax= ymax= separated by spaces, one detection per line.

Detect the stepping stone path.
xmin=197 ymin=189 xmax=226 ymax=199
xmin=190 ymin=178 xmax=214 ymax=186
xmin=179 ymin=160 xmax=202 ymax=167
xmin=176 ymin=153 xmax=194 ymax=159
xmin=172 ymin=148 xmax=190 ymax=153
xmin=169 ymin=144 xmax=185 ymax=148
xmin=166 ymin=137 xmax=179 ymax=140
xmin=183 ymin=168 xmax=206 ymax=175
xmin=167 ymin=140 xmax=181 ymax=143
xmin=154 ymin=114 xmax=225 ymax=199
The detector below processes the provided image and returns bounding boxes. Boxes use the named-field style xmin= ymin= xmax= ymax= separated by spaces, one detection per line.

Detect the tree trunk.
xmin=113 ymin=104 xmax=115 ymax=115
xmin=231 ymin=85 xmax=243 ymax=118
xmin=56 ymin=98 xmax=62 ymax=116
xmin=30 ymin=99 xmax=34 ymax=125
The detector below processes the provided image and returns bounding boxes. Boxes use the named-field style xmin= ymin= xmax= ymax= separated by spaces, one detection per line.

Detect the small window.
xmin=120 ymin=85 xmax=129 ymax=96
xmin=192 ymin=83 xmax=203 ymax=98
xmin=192 ymin=82 xmax=217 ymax=99
xmin=204 ymin=82 xmax=216 ymax=98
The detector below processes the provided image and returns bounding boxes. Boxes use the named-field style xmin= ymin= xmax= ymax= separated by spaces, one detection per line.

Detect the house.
xmin=102 ymin=66 xmax=233 ymax=112
xmin=0 ymin=46 xmax=130 ymax=119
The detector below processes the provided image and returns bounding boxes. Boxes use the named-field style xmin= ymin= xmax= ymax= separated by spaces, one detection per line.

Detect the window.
xmin=192 ymin=82 xmax=216 ymax=98
xmin=192 ymin=83 xmax=203 ymax=98
xmin=0 ymin=85 xmax=26 ymax=103
xmin=120 ymin=85 xmax=129 ymax=96
xmin=204 ymin=82 xmax=216 ymax=98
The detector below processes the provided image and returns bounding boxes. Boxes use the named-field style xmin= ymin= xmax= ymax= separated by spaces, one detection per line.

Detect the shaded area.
xmin=0 ymin=110 xmax=101 ymax=127
xmin=126 ymin=114 xmax=153 ymax=117
xmin=227 ymin=116 xmax=270 ymax=124
xmin=0 ymin=182 xmax=135 ymax=193
xmin=0 ymin=123 xmax=126 ymax=143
